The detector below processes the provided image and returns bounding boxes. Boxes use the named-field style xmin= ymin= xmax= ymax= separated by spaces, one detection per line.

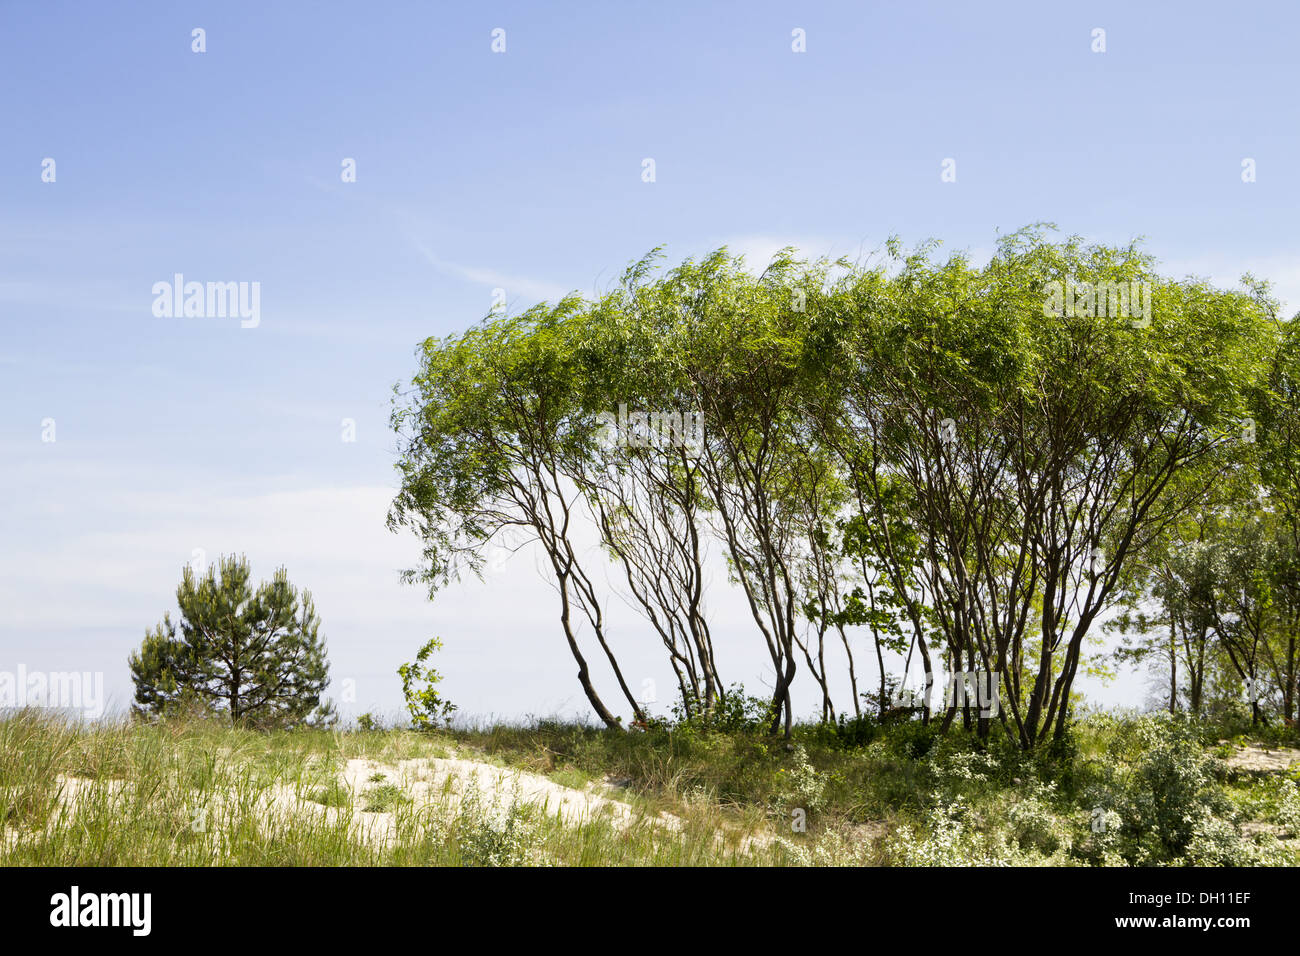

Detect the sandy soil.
xmin=261 ymin=754 xmax=691 ymax=849
xmin=1222 ymin=743 xmax=1300 ymax=774
xmin=5 ymin=751 xmax=732 ymax=854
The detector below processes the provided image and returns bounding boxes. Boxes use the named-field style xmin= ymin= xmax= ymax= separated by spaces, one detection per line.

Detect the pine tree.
xmin=129 ymin=554 xmax=330 ymax=727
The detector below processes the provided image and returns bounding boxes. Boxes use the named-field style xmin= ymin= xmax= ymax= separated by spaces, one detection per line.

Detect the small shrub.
xmin=453 ymin=779 xmax=539 ymax=866
xmin=398 ymin=637 xmax=457 ymax=731
xmin=307 ymin=779 xmax=350 ymax=808
xmin=1006 ymin=782 xmax=1070 ymax=857
xmin=1272 ymin=779 xmax=1300 ymax=836
xmin=886 ymin=797 xmax=1018 ymax=866
xmin=1183 ymin=816 xmax=1253 ymax=866
xmin=362 ymin=783 xmax=409 ymax=813
xmin=886 ymin=720 xmax=941 ymax=760
xmin=1088 ymin=713 xmax=1233 ymax=864
xmin=672 ymin=684 xmax=776 ymax=735
xmin=776 ymin=745 xmax=826 ymax=815
xmin=928 ymin=745 xmax=1000 ymax=803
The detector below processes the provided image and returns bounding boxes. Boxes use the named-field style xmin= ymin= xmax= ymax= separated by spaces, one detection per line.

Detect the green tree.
xmin=1257 ymin=315 xmax=1300 ymax=721
xmin=398 ymin=637 xmax=457 ymax=729
xmin=1109 ymin=511 xmax=1220 ymax=715
xmin=388 ymin=229 xmax=1281 ymax=746
xmin=571 ymin=261 xmax=725 ymax=720
xmin=664 ymin=249 xmax=838 ymax=735
xmin=129 ymin=555 xmax=330 ymax=727
xmin=817 ymin=227 xmax=1276 ymax=746
xmin=389 ymin=301 xmax=646 ymax=728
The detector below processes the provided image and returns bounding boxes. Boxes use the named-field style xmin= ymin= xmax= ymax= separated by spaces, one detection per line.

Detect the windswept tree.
xmin=389 ymin=300 xmax=647 ymax=728
xmin=1209 ymin=508 xmax=1280 ymax=725
xmin=815 ymin=228 xmax=1277 ymax=746
xmin=1108 ymin=303 xmax=1297 ymax=724
xmin=572 ymin=276 xmax=725 ymax=719
xmin=663 ymin=249 xmax=841 ymax=735
xmin=389 ymin=227 xmax=1282 ymax=746
xmin=129 ymin=555 xmax=330 ymax=728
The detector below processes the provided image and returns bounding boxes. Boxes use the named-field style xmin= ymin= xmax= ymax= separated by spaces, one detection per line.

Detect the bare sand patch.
xmin=5 ymin=750 xmax=776 ymax=857
xmin=1222 ymin=744 xmax=1300 ymax=774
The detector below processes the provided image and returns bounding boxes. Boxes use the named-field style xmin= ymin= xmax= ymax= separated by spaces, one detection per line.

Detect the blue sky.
xmin=2 ymin=1 xmax=1297 ymax=723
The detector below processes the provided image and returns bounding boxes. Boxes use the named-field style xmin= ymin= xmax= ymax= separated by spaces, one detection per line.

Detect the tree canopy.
xmin=130 ymin=554 xmax=331 ymax=728
xmin=389 ymin=226 xmax=1293 ymax=746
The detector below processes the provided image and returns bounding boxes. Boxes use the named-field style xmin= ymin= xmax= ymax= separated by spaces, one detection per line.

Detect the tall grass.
xmin=0 ymin=710 xmax=793 ymax=866
xmin=2 ymin=708 xmax=1296 ymax=866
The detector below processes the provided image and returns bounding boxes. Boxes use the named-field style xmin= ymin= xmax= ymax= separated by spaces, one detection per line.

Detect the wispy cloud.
xmin=0 ymin=278 xmax=138 ymax=313
xmin=408 ymin=237 xmax=571 ymax=304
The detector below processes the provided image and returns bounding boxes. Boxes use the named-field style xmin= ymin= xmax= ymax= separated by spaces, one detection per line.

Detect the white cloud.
xmin=408 ymin=237 xmax=571 ymax=304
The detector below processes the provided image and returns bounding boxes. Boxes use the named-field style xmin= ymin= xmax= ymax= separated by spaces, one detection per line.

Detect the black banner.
xmin=0 ymin=866 xmax=1276 ymax=942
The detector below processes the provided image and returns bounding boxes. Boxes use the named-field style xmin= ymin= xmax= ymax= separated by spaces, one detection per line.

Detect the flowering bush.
xmin=452 ymin=778 xmax=540 ymax=866
xmin=886 ymin=797 xmax=1021 ymax=866
xmin=776 ymin=745 xmax=826 ymax=815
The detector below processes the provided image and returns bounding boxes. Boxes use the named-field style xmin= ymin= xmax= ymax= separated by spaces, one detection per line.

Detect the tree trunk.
xmin=1169 ymin=616 xmax=1178 ymax=714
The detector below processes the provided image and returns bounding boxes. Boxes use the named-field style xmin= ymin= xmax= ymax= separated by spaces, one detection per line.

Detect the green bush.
xmin=452 ymin=779 xmax=539 ymax=866
xmin=398 ymin=637 xmax=457 ymax=731
xmin=775 ymin=745 xmax=826 ymax=815
xmin=1005 ymin=782 xmax=1071 ymax=857
xmin=1088 ymin=713 xmax=1233 ymax=864
xmin=671 ymin=684 xmax=776 ymax=735
xmin=886 ymin=797 xmax=1024 ymax=866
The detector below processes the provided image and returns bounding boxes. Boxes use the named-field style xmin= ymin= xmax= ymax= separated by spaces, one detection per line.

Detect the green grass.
xmin=308 ymin=779 xmax=351 ymax=808
xmin=1 ymin=708 xmax=1297 ymax=866
xmin=362 ymin=784 xmax=409 ymax=813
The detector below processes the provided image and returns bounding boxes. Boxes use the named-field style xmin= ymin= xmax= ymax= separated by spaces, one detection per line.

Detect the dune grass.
xmin=1 ymin=708 xmax=1297 ymax=866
